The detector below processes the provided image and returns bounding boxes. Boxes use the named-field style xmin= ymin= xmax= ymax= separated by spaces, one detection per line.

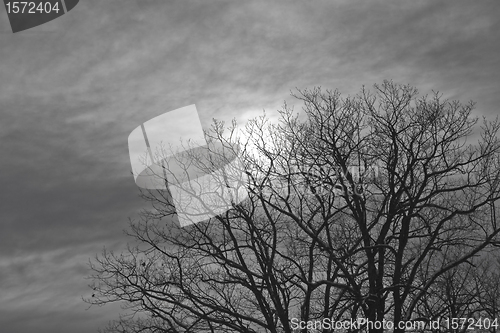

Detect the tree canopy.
xmin=87 ymin=81 xmax=500 ymax=333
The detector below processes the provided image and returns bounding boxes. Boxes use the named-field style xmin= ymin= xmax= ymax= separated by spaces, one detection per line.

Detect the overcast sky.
xmin=1 ymin=1 xmax=499 ymax=332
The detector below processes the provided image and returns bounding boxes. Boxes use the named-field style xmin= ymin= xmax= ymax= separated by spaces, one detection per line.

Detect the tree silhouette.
xmin=87 ymin=81 xmax=500 ymax=333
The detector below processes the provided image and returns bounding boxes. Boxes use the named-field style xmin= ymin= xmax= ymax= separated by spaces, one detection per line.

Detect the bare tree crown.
xmin=87 ymin=81 xmax=500 ymax=333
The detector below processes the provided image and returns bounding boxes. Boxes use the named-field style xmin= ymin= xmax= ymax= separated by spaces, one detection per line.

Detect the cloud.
xmin=0 ymin=244 xmax=124 ymax=333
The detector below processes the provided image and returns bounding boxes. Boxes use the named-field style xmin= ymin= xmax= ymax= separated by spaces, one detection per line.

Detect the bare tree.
xmin=87 ymin=81 xmax=500 ymax=333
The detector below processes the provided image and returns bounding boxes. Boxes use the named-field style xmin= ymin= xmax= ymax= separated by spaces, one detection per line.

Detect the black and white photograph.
xmin=1 ymin=1 xmax=500 ymax=332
